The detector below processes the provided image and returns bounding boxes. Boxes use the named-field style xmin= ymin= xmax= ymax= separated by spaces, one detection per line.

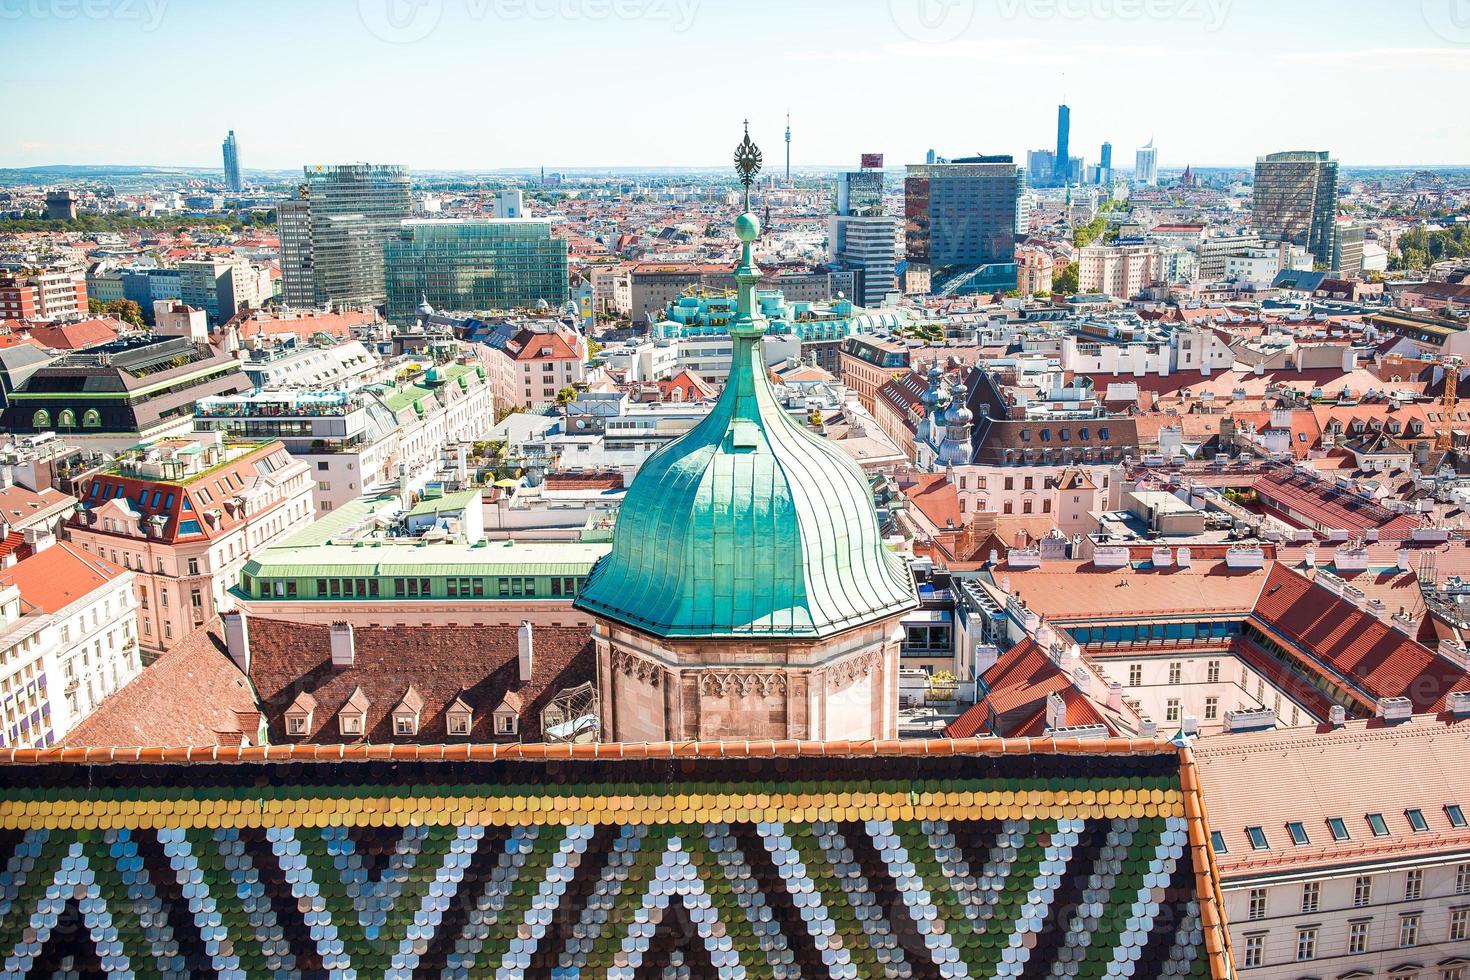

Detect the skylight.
xmin=1327 ymin=817 xmax=1350 ymax=841
xmin=1405 ymin=809 xmax=1429 ymax=833
xmin=1366 ymin=813 xmax=1389 ymax=837
xmin=1246 ymin=826 xmax=1269 ymax=850
xmin=1447 ymin=804 xmax=1467 ymax=829
xmin=1211 ymin=830 xmax=1227 ymax=854
xmin=1286 ymin=821 xmax=1310 ymax=845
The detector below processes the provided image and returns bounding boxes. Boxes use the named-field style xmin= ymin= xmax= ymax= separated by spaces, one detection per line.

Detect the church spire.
xmin=731 ymin=121 xmax=765 ymax=336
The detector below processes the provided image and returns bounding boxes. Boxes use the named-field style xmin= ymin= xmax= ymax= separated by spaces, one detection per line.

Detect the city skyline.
xmin=3 ymin=0 xmax=1469 ymax=170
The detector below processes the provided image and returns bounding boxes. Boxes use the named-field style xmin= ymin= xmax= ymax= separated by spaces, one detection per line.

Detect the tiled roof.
xmin=1194 ymin=714 xmax=1470 ymax=877
xmin=0 ymin=741 xmax=1231 ymax=978
xmin=0 ymin=542 xmax=124 ymax=614
xmin=25 ymin=317 xmax=122 ymax=351
xmin=1000 ymin=561 xmax=1269 ymax=622
xmin=1253 ymin=470 xmax=1422 ymax=536
xmin=245 ymin=618 xmax=595 ymax=743
xmin=1251 ymin=563 xmax=1470 ymax=713
xmin=904 ymin=472 xmax=963 ymax=530
xmin=948 ymin=639 xmax=1114 ymax=738
xmin=62 ymin=621 xmax=259 ymax=748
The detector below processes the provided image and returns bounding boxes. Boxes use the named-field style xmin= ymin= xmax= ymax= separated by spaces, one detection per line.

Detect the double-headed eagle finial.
xmin=734 ymin=120 xmax=762 ymax=194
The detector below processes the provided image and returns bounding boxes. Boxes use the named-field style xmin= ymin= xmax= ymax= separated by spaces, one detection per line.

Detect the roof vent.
xmin=1375 ymin=696 xmax=1412 ymax=723
xmin=330 ymin=622 xmax=355 ymax=669
xmin=1329 ymin=704 xmax=1347 ymax=727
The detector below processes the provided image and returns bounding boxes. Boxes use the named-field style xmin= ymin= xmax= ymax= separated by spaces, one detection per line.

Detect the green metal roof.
xmin=406 ymin=488 xmax=480 ymax=517
xmin=574 ymin=212 xmax=917 ymax=638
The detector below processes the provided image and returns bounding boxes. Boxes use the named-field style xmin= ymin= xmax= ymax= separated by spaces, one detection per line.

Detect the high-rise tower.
xmin=1252 ymin=150 xmax=1340 ymax=267
xmin=784 ymin=111 xmax=791 ymax=182
xmin=1055 ymin=104 xmax=1071 ymax=185
xmin=221 ymin=131 xmax=242 ymax=193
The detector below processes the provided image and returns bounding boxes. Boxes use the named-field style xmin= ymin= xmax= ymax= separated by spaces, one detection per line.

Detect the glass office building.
xmin=1252 ymin=150 xmax=1340 ymax=268
xmin=384 ymin=219 xmax=569 ymax=320
xmin=278 ymin=163 xmax=412 ymax=310
xmin=904 ymin=157 xmax=1020 ymax=269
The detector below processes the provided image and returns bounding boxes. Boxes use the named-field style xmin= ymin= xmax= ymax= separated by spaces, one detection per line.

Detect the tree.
xmin=101 ymin=299 xmax=144 ymax=328
xmin=1054 ymin=262 xmax=1080 ymax=295
xmin=555 ymin=386 xmax=577 ymax=407
xmin=1072 ymin=216 xmax=1108 ymax=248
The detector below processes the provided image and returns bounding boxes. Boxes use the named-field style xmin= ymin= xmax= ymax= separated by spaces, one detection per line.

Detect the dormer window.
xmin=495 ymin=713 xmax=517 ymax=735
xmin=391 ymin=685 xmax=423 ymax=738
xmin=446 ymin=695 xmax=472 ymax=738
xmin=339 ymin=686 xmax=369 ymax=738
xmin=284 ymin=691 xmax=316 ymax=739
xmin=493 ymin=692 xmax=522 ymax=738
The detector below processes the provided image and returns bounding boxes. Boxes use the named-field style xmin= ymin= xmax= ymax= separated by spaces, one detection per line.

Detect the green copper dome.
xmin=576 ymin=140 xmax=916 ymax=639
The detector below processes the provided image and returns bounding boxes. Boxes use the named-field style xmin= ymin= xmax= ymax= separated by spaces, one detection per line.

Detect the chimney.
xmin=1303 ymin=544 xmax=1316 ymax=568
xmin=0 ymin=466 xmax=11 ymax=490
xmin=330 ymin=622 xmax=355 ymax=669
xmin=224 ymin=611 xmax=250 ymax=672
xmin=1107 ymin=681 xmax=1123 ymax=711
xmin=974 ymin=644 xmax=999 ymax=676
xmin=1176 ymin=547 xmax=1192 ymax=568
xmin=1447 ymin=691 xmax=1470 ymax=717
xmin=518 ymin=621 xmax=535 ymax=682
xmin=1139 ymin=718 xmax=1159 ymax=738
xmin=1045 ymin=693 xmax=1065 ymax=731
xmin=1375 ymin=696 xmax=1412 ymax=724
xmin=1438 ymin=639 xmax=1470 ymax=671
xmin=1397 ymin=548 xmax=1411 ymax=572
xmin=1329 ymin=704 xmax=1346 ymax=728
xmin=1181 ymin=714 xmax=1199 ymax=736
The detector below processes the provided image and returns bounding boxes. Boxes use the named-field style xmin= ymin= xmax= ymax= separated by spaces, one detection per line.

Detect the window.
xmin=1458 ymin=863 xmax=1470 ymax=895
xmin=1204 ymin=696 xmax=1219 ymax=721
xmin=339 ymin=714 xmax=362 ymax=737
xmin=1206 ymin=660 xmax=1220 ymax=683
xmin=1286 ymin=821 xmax=1310 ymax=846
xmin=1168 ymin=662 xmax=1181 ymax=684
xmin=1451 ymin=908 xmax=1469 ymax=942
xmin=1129 ymin=663 xmax=1142 ymax=686
xmin=1328 ymin=817 xmax=1350 ymax=841
xmin=1166 ymin=698 xmax=1181 ymax=722
xmin=83 ymin=409 xmax=101 ymax=428
xmin=1246 ymin=827 xmax=1269 ymax=851
xmin=1367 ymin=812 xmax=1390 ymax=837
xmin=1295 ymin=927 xmax=1317 ymax=962
xmin=1347 ymin=919 xmax=1369 ymax=954
xmin=495 ymin=713 xmax=516 ymax=735
xmin=1406 ymin=808 xmax=1429 ymax=832
xmin=448 ymin=713 xmax=470 ymax=737
xmin=188 ymin=558 xmax=200 ymax=576
xmin=1354 ymin=875 xmax=1373 ymax=907
xmin=1247 ymin=888 xmax=1267 ymax=920
xmin=1399 ymin=913 xmax=1420 ymax=948
xmin=32 ymin=409 xmax=50 ymax=428
xmin=394 ymin=716 xmax=415 ymax=736
xmin=1210 ymin=830 xmax=1227 ymax=854
xmin=287 ymin=715 xmax=308 ymax=736
xmin=1448 ymin=804 xmax=1468 ymax=828
xmin=1243 ymin=935 xmax=1264 ymax=969
xmin=1300 ymin=881 xmax=1320 ymax=913
xmin=1405 ymin=869 xmax=1423 ymax=901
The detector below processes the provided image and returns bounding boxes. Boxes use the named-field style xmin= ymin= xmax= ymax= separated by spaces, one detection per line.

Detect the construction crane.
xmin=1437 ymin=356 xmax=1461 ymax=453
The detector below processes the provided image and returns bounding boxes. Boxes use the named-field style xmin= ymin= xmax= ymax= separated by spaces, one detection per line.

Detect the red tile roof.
xmin=1251 ymin=563 xmax=1470 ymax=713
xmin=0 ymin=542 xmax=125 ymax=614
xmin=1254 ymin=470 xmax=1422 ymax=536
xmin=946 ymin=639 xmax=1113 ymax=738
xmin=25 ymin=317 xmax=122 ymax=351
xmin=904 ymin=473 xmax=963 ymax=530
xmin=63 ymin=620 xmax=260 ymax=747
xmin=244 ymin=618 xmax=595 ymax=744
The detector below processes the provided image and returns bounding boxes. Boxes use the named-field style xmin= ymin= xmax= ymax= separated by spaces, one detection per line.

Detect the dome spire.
xmin=731 ymin=121 xmax=764 ymax=334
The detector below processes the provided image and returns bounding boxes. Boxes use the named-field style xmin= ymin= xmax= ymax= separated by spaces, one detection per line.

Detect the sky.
xmin=2 ymin=0 xmax=1468 ymax=171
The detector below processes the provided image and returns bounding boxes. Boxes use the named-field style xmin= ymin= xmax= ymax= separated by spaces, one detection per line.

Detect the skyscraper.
xmin=1252 ymin=150 xmax=1340 ymax=268
xmin=831 ymin=156 xmax=899 ymax=306
xmin=222 ymin=131 xmax=241 ymax=193
xmin=1055 ymin=104 xmax=1071 ymax=185
xmin=383 ymin=218 xmax=569 ymax=320
xmin=277 ymin=163 xmax=412 ymax=310
xmin=1135 ymin=140 xmax=1159 ymax=186
xmin=904 ymin=156 xmax=1021 ymax=293
xmin=1099 ymin=142 xmax=1113 ymax=184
